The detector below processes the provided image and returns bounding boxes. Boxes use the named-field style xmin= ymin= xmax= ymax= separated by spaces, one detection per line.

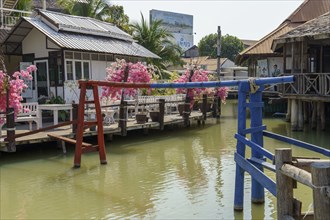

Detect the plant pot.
xmin=178 ymin=104 xmax=184 ymax=116
xmin=178 ymin=103 xmax=191 ymax=116
xmin=149 ymin=111 xmax=160 ymax=122
xmin=136 ymin=114 xmax=147 ymax=124
xmin=199 ymin=103 xmax=212 ymax=112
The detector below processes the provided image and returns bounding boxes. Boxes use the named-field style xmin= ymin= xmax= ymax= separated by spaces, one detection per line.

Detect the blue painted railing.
xmin=232 ymin=76 xmax=330 ymax=211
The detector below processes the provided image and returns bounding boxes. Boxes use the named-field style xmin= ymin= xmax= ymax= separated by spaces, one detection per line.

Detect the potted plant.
xmin=174 ymin=64 xmax=228 ymax=116
xmin=174 ymin=64 xmax=209 ymax=116
xmin=102 ymin=59 xmax=154 ymax=124
xmin=0 ymin=65 xmax=35 ymax=125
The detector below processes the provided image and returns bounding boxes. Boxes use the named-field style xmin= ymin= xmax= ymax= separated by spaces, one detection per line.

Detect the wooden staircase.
xmin=2 ymin=0 xmax=19 ymax=11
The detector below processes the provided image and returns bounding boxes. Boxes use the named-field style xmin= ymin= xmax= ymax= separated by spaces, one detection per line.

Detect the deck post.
xmin=119 ymin=101 xmax=127 ymax=136
xmin=158 ymin=99 xmax=165 ymax=130
xmin=311 ymin=162 xmax=330 ymax=220
xmin=275 ymin=148 xmax=294 ymax=219
xmin=250 ymin=84 xmax=265 ymax=203
xmin=183 ymin=96 xmax=190 ymax=127
xmin=212 ymin=97 xmax=220 ymax=118
xmin=6 ymin=107 xmax=15 ymax=152
xmin=72 ymin=103 xmax=78 ymax=134
xmin=202 ymin=94 xmax=207 ymax=120
xmin=234 ymin=82 xmax=249 ymax=211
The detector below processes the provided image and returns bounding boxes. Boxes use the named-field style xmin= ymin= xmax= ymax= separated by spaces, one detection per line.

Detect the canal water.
xmin=1 ymin=100 xmax=329 ymax=219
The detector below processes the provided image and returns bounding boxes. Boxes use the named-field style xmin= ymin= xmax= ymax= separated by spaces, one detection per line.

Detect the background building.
xmin=150 ymin=9 xmax=193 ymax=51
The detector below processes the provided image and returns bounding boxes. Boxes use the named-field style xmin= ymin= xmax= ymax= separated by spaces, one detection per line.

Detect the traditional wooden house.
xmin=1 ymin=9 xmax=159 ymax=103
xmin=272 ymin=12 xmax=330 ymax=131
xmin=236 ymin=0 xmax=330 ymax=78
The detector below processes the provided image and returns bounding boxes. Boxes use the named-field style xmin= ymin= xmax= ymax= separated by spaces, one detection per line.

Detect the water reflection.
xmin=1 ymin=100 xmax=329 ymax=219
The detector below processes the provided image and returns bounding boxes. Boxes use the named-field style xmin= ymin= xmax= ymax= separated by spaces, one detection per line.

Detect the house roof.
xmin=236 ymin=0 xmax=330 ymax=64
xmin=2 ymin=9 xmax=160 ymax=59
xmin=272 ymin=12 xmax=330 ymax=50
xmin=182 ymin=57 xmax=229 ymax=71
xmin=240 ymin=39 xmax=258 ymax=48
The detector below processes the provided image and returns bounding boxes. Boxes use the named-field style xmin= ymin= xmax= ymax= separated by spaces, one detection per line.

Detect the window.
xmin=65 ymin=52 xmax=73 ymax=59
xmin=75 ymin=61 xmax=82 ymax=79
xmin=83 ymin=62 xmax=90 ymax=79
xmin=74 ymin=52 xmax=82 ymax=60
xmin=66 ymin=61 xmax=73 ymax=80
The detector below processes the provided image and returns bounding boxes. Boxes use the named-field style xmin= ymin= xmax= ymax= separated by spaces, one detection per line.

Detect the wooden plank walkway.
xmin=0 ymin=111 xmax=207 ymax=150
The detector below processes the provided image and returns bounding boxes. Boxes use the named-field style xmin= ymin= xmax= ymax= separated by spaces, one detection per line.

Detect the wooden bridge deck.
xmin=0 ymin=111 xmax=207 ymax=150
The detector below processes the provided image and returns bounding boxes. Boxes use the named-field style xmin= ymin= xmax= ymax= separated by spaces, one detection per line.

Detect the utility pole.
xmin=216 ymin=26 xmax=222 ymax=80
xmin=43 ymin=0 xmax=46 ymax=10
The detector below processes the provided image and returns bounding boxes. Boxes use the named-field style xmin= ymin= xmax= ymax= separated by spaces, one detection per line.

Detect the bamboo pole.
xmin=281 ymin=164 xmax=313 ymax=188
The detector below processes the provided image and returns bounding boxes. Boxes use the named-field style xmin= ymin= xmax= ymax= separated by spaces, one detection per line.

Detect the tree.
xmin=198 ymin=34 xmax=244 ymax=61
xmin=16 ymin=0 xmax=32 ymax=11
xmin=130 ymin=14 xmax=183 ymax=78
xmin=104 ymin=5 xmax=130 ymax=33
xmin=57 ymin=0 xmax=111 ymax=20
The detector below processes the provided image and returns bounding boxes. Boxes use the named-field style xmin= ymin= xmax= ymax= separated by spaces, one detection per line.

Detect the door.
xmin=34 ymin=60 xmax=49 ymax=99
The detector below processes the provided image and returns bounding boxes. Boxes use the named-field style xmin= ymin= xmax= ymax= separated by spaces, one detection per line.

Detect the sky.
xmin=112 ymin=0 xmax=304 ymax=45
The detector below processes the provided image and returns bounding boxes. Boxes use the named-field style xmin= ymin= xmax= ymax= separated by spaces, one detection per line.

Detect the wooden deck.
xmin=0 ymin=111 xmax=208 ymax=150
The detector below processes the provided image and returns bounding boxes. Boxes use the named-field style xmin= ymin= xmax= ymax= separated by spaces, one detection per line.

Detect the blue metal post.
xmin=250 ymin=85 xmax=265 ymax=203
xmin=234 ymin=82 xmax=249 ymax=210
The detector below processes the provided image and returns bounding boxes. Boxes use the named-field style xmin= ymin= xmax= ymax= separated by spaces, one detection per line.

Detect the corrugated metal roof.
xmin=236 ymin=0 xmax=330 ymax=64
xmin=37 ymin=9 xmax=133 ymax=42
xmin=23 ymin=16 xmax=159 ymax=59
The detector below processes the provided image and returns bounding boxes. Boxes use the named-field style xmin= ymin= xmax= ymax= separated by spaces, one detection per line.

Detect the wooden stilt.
xmin=311 ymin=102 xmax=317 ymax=129
xmin=298 ymin=100 xmax=303 ymax=131
xmin=319 ymin=102 xmax=325 ymax=131
xmin=286 ymin=99 xmax=291 ymax=122
xmin=291 ymin=99 xmax=298 ymax=131
xmin=303 ymin=102 xmax=309 ymax=124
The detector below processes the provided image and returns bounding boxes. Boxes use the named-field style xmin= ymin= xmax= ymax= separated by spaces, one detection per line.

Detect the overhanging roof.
xmin=2 ymin=10 xmax=160 ymax=59
xmin=272 ymin=12 xmax=330 ymax=51
xmin=236 ymin=0 xmax=330 ymax=65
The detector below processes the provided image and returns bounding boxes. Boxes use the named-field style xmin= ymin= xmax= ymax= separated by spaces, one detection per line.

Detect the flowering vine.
xmin=0 ymin=65 xmax=36 ymax=124
xmin=174 ymin=64 xmax=228 ymax=105
xmin=101 ymin=59 xmax=153 ymax=100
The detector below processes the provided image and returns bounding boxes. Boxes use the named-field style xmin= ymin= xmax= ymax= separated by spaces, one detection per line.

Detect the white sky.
xmin=112 ymin=0 xmax=304 ymax=45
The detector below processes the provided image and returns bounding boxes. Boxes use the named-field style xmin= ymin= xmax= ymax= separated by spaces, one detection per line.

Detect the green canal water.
xmin=1 ymin=100 xmax=329 ymax=219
